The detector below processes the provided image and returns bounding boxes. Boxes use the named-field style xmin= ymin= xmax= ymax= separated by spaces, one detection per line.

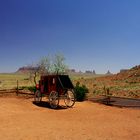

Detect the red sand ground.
xmin=0 ymin=97 xmax=140 ymax=140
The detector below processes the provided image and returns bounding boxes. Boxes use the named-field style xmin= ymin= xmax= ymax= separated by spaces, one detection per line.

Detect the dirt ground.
xmin=0 ymin=96 xmax=140 ymax=140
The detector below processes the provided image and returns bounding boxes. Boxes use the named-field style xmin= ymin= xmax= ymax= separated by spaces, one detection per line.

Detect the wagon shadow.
xmin=32 ymin=101 xmax=68 ymax=110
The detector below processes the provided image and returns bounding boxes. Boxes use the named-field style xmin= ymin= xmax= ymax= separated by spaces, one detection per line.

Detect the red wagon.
xmin=34 ymin=75 xmax=76 ymax=109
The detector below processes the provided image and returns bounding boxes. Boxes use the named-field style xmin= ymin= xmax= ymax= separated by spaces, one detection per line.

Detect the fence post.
xmin=16 ymin=80 xmax=19 ymax=96
xmin=106 ymin=88 xmax=110 ymax=104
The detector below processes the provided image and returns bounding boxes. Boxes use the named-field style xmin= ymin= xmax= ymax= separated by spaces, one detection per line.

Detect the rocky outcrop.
xmin=16 ymin=66 xmax=38 ymax=73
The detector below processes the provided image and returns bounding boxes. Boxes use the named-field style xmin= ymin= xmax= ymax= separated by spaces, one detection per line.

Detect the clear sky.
xmin=0 ymin=0 xmax=140 ymax=73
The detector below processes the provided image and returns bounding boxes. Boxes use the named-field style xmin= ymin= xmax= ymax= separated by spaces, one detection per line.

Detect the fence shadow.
xmin=89 ymin=96 xmax=140 ymax=109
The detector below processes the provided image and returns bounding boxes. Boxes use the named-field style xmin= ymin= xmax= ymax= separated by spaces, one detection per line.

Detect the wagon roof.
xmin=41 ymin=75 xmax=74 ymax=89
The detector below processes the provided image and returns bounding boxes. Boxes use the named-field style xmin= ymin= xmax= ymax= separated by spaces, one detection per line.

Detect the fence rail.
xmin=0 ymin=78 xmax=35 ymax=95
xmin=0 ymin=89 xmax=17 ymax=94
xmin=0 ymin=88 xmax=34 ymax=96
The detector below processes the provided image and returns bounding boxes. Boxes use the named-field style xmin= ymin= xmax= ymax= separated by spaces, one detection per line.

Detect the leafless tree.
xmin=30 ymin=54 xmax=67 ymax=85
xmin=30 ymin=56 xmax=50 ymax=85
xmin=51 ymin=54 xmax=67 ymax=75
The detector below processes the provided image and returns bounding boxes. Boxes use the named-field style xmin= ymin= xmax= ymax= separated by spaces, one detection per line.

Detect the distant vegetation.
xmin=73 ymin=65 xmax=140 ymax=99
xmin=1 ymin=62 xmax=140 ymax=99
xmin=0 ymin=73 xmax=33 ymax=90
xmin=17 ymin=53 xmax=67 ymax=85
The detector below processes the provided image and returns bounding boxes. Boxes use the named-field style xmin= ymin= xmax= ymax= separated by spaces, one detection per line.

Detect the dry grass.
xmin=0 ymin=72 xmax=140 ymax=99
xmin=72 ymin=74 xmax=140 ymax=99
xmin=0 ymin=73 xmax=34 ymax=90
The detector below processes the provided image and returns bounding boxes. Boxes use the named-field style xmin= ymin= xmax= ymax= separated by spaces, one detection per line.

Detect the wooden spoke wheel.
xmin=49 ymin=91 xmax=59 ymax=109
xmin=64 ymin=90 xmax=76 ymax=107
xmin=34 ymin=90 xmax=42 ymax=103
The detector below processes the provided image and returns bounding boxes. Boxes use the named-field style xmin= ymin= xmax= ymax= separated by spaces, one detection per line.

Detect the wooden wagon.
xmin=34 ymin=75 xmax=76 ymax=109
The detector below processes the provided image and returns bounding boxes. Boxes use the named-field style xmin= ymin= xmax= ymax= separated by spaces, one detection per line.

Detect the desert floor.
xmin=0 ymin=96 xmax=140 ymax=140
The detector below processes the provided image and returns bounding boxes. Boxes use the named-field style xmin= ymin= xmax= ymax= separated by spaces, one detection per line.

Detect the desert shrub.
xmin=74 ymin=82 xmax=89 ymax=101
xmin=27 ymin=86 xmax=36 ymax=92
xmin=24 ymin=78 xmax=29 ymax=80
xmin=93 ymin=89 xmax=102 ymax=95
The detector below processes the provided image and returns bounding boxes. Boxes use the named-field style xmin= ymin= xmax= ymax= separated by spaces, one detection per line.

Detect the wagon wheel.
xmin=34 ymin=90 xmax=42 ymax=103
xmin=64 ymin=89 xmax=76 ymax=107
xmin=49 ymin=91 xmax=59 ymax=109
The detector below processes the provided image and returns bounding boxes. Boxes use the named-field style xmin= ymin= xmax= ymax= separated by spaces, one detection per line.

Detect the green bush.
xmin=74 ymin=82 xmax=89 ymax=101
xmin=27 ymin=86 xmax=36 ymax=92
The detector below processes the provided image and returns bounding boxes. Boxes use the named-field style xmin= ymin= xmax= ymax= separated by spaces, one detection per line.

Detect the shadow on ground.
xmin=32 ymin=101 xmax=68 ymax=110
xmin=89 ymin=96 xmax=140 ymax=109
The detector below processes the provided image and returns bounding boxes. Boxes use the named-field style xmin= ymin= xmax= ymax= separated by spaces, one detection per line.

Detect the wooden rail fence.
xmin=0 ymin=80 xmax=34 ymax=96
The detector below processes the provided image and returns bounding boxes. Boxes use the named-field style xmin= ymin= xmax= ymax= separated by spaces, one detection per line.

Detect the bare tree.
xmin=30 ymin=54 xmax=67 ymax=85
xmin=51 ymin=54 xmax=67 ymax=75
xmin=30 ymin=56 xmax=50 ymax=85
xmin=37 ymin=56 xmax=51 ymax=75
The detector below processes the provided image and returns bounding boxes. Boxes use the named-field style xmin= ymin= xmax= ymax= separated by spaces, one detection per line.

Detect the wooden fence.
xmin=0 ymin=80 xmax=34 ymax=97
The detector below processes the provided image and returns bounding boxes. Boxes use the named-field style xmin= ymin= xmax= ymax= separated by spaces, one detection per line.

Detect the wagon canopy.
xmin=58 ymin=75 xmax=74 ymax=89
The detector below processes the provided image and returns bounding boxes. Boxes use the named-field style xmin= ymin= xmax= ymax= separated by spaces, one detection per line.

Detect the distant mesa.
xmin=66 ymin=69 xmax=97 ymax=74
xmin=105 ymin=70 xmax=112 ymax=75
xmin=16 ymin=66 xmax=38 ymax=73
xmin=112 ymin=64 xmax=140 ymax=82
xmin=120 ymin=69 xmax=129 ymax=73
xmin=67 ymin=69 xmax=76 ymax=73
xmin=17 ymin=67 xmax=99 ymax=75
xmin=92 ymin=70 xmax=96 ymax=74
xmin=85 ymin=70 xmax=96 ymax=75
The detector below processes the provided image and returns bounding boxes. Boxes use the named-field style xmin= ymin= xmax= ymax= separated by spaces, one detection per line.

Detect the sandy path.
xmin=0 ymin=97 xmax=140 ymax=140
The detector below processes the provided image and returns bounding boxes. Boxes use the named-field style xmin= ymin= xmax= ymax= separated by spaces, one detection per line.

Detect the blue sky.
xmin=0 ymin=0 xmax=140 ymax=73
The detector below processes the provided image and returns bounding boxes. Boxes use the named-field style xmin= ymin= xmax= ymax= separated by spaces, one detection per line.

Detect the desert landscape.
xmin=72 ymin=65 xmax=140 ymax=99
xmin=0 ymin=66 xmax=140 ymax=139
xmin=0 ymin=96 xmax=140 ymax=140
xmin=1 ymin=1 xmax=140 ymax=140
xmin=0 ymin=66 xmax=140 ymax=140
